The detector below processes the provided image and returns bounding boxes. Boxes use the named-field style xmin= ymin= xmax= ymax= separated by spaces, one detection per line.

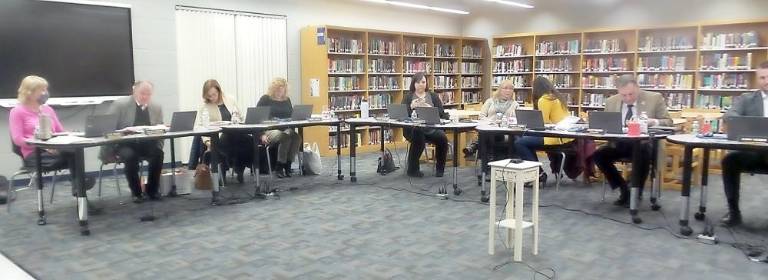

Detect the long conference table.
xmin=666 ymin=134 xmax=768 ymax=235
xmin=26 ymin=127 xmax=223 ymax=236
xmin=475 ymin=123 xmax=673 ymax=224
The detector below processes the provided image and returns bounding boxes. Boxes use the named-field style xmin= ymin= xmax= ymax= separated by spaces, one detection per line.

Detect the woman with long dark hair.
xmin=513 ymin=76 xmax=573 ymax=183
xmin=401 ymin=72 xmax=449 ymax=177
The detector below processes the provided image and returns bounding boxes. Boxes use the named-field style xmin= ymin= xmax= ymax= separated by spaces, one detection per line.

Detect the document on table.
xmin=45 ymin=135 xmax=95 ymax=144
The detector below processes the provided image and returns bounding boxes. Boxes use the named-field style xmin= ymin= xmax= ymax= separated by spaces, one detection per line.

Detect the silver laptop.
xmin=291 ymin=105 xmax=313 ymax=121
xmin=415 ymin=107 xmax=441 ymax=125
xmin=515 ymin=110 xmax=546 ymax=130
xmin=589 ymin=111 xmax=623 ymax=134
xmin=85 ymin=114 xmax=118 ymax=137
xmin=727 ymin=116 xmax=768 ymax=141
xmin=387 ymin=104 xmax=409 ymax=121
xmin=245 ymin=106 xmax=271 ymax=124
xmin=169 ymin=111 xmax=197 ymax=132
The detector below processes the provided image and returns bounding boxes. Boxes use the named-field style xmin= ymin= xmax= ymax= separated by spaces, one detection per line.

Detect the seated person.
xmin=513 ymin=76 xmax=573 ymax=185
xmin=402 ymin=72 xmax=449 ymax=178
xmin=719 ymin=61 xmax=768 ymax=226
xmin=197 ymin=79 xmax=253 ymax=183
xmin=105 ymin=81 xmax=165 ymax=203
xmin=9 ymin=75 xmax=94 ymax=200
xmin=257 ymin=78 xmax=301 ymax=178
xmin=593 ymin=74 xmax=671 ymax=207
xmin=471 ymin=79 xmax=519 ymax=164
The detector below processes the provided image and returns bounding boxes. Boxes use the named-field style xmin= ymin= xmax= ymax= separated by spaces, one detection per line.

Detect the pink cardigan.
xmin=9 ymin=104 xmax=65 ymax=158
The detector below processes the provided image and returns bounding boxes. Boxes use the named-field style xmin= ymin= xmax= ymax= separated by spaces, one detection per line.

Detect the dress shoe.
xmin=132 ymin=194 xmax=145 ymax=204
xmin=407 ymin=170 xmax=424 ymax=178
xmin=720 ymin=211 xmax=742 ymax=227
xmin=147 ymin=193 xmax=163 ymax=201
xmin=613 ymin=188 xmax=629 ymax=208
xmin=435 ymin=170 xmax=444 ymax=177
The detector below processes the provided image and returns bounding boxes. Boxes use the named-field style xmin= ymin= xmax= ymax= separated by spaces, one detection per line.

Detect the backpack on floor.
xmin=377 ymin=148 xmax=398 ymax=175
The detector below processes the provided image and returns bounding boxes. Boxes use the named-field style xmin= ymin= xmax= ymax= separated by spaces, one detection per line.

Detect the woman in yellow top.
xmin=514 ymin=76 xmax=573 ymax=182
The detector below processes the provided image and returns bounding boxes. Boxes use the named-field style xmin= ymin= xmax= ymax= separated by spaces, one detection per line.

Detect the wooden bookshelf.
xmin=302 ymin=26 xmax=489 ymax=156
xmin=493 ymin=20 xmax=768 ymax=114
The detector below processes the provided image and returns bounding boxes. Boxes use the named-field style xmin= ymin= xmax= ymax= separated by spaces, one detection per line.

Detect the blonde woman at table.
xmin=8 ymin=75 xmax=94 ymax=200
xmin=196 ymin=79 xmax=253 ymax=183
xmin=465 ymin=79 xmax=519 ymax=162
xmin=256 ymin=78 xmax=302 ymax=178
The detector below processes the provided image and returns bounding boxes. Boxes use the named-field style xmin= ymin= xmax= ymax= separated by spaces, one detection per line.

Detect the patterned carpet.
xmin=1 ymin=149 xmax=768 ymax=280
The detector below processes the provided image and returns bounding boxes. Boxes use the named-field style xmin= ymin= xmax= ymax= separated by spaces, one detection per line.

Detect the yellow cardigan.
xmin=538 ymin=95 xmax=574 ymax=145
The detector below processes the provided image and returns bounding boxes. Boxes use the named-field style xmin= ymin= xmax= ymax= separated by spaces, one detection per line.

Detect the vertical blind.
xmin=175 ymin=7 xmax=287 ymax=160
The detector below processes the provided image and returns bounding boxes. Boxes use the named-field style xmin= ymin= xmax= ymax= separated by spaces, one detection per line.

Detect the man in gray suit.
xmin=107 ymin=81 xmax=164 ymax=203
xmin=593 ymin=74 xmax=672 ymax=207
xmin=720 ymin=61 xmax=768 ymax=226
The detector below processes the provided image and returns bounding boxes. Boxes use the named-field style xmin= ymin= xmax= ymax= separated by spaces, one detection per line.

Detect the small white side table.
xmin=487 ymin=159 xmax=541 ymax=262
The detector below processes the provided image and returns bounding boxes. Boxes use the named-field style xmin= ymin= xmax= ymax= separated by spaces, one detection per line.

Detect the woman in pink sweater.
xmin=9 ymin=76 xmax=93 ymax=196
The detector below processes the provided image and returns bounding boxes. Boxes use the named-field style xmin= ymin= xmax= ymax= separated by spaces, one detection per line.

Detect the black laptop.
xmin=415 ymin=107 xmax=441 ymax=125
xmin=726 ymin=116 xmax=768 ymax=141
xmin=589 ymin=111 xmax=623 ymax=134
xmin=245 ymin=106 xmax=271 ymax=124
xmin=515 ymin=110 xmax=546 ymax=130
xmin=169 ymin=111 xmax=197 ymax=132
xmin=291 ymin=105 xmax=313 ymax=121
xmin=387 ymin=104 xmax=409 ymax=121
xmin=85 ymin=114 xmax=119 ymax=137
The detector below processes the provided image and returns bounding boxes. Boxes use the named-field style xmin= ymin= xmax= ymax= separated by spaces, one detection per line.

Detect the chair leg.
xmin=266 ymin=146 xmax=274 ymax=179
xmin=556 ymin=152 xmax=566 ymax=191
xmin=49 ymin=171 xmax=58 ymax=204
xmin=601 ymin=178 xmax=607 ymax=202
xmin=113 ymin=163 xmax=121 ymax=196
xmin=98 ymin=164 xmax=105 ymax=197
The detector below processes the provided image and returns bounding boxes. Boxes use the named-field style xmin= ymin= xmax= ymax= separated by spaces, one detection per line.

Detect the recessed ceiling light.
xmin=361 ymin=0 xmax=470 ymax=15
xmin=485 ymin=0 xmax=535 ymax=9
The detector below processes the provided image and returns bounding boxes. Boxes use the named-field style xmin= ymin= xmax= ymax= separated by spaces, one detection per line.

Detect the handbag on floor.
xmin=302 ymin=142 xmax=322 ymax=175
xmin=194 ymin=152 xmax=213 ymax=190
xmin=377 ymin=148 xmax=398 ymax=175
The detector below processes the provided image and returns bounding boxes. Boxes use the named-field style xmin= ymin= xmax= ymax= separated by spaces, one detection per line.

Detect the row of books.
xmin=368 ymin=93 xmax=392 ymax=109
xmin=434 ymin=44 xmax=456 ymax=57
xmin=538 ymin=74 xmax=574 ymax=88
xmin=437 ymin=91 xmax=456 ymax=104
xmin=368 ymin=39 xmax=400 ymax=55
xmin=462 ymin=45 xmax=482 ymax=58
xmin=434 ymin=76 xmax=458 ymax=89
xmin=369 ymin=129 xmax=394 ymax=145
xmin=368 ymin=76 xmax=399 ymax=90
xmin=536 ymin=40 xmax=580 ymax=55
xmin=328 ymin=37 xmax=364 ymax=54
xmin=579 ymin=92 xmax=693 ymax=109
xmin=665 ymin=92 xmax=693 ymax=109
xmin=698 ymin=95 xmax=733 ymax=110
xmin=434 ymin=61 xmax=457 ymax=74
xmin=406 ymin=42 xmax=429 ymax=56
xmin=583 ymin=39 xmax=625 ymax=53
xmin=404 ymin=61 xmax=431 ymax=73
xmin=369 ymin=59 xmax=397 ymax=73
xmin=403 ymin=77 xmax=413 ymax=88
xmin=493 ymin=76 xmax=529 ymax=87
xmin=494 ymin=43 xmax=525 ymax=57
xmin=700 ymin=53 xmax=753 ymax=70
xmin=461 ymin=77 xmax=482 ymax=88
xmin=462 ymin=91 xmax=481 ymax=104
xmin=493 ymin=60 xmax=531 ymax=73
xmin=535 ymin=58 xmax=574 ymax=72
xmin=462 ymin=62 xmax=482 ymax=74
xmin=329 ymin=58 xmax=364 ymax=73
xmin=329 ymin=133 xmax=361 ymax=149
xmin=637 ymin=73 xmax=694 ymax=89
xmin=329 ymin=76 xmax=362 ymax=91
xmin=581 ymin=75 xmax=619 ymax=88
xmin=515 ymin=92 xmax=530 ymax=104
xmin=638 ymin=35 xmax=694 ymax=51
xmin=701 ymin=31 xmax=759 ymax=49
xmin=583 ymin=57 xmax=630 ymax=72
xmin=700 ymin=73 xmax=750 ymax=89
xmin=582 ymin=93 xmax=606 ymax=107
xmin=637 ymin=56 xmax=687 ymax=71
xmin=329 ymin=95 xmax=362 ymax=111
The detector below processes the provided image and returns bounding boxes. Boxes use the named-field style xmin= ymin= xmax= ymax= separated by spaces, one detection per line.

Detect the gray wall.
xmin=0 ymin=0 xmax=462 ymax=177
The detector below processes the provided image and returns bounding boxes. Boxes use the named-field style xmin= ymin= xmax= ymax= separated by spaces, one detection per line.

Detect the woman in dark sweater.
xmin=401 ymin=72 xmax=449 ymax=177
xmin=257 ymin=78 xmax=301 ymax=177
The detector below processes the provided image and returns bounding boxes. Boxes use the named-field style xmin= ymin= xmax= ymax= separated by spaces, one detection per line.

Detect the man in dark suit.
xmin=106 ymin=81 xmax=164 ymax=203
xmin=720 ymin=61 xmax=768 ymax=226
xmin=593 ymin=74 xmax=672 ymax=207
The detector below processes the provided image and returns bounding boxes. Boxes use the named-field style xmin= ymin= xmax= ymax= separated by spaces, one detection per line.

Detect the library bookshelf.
xmin=301 ymin=26 xmax=490 ymax=156
xmin=492 ymin=20 xmax=768 ymax=115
